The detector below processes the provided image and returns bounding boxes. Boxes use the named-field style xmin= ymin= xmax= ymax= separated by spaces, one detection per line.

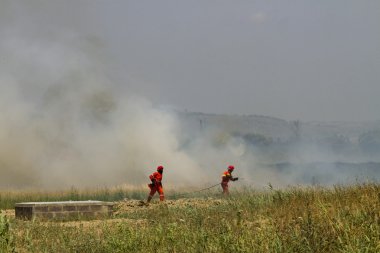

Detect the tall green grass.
xmin=1 ymin=183 xmax=380 ymax=252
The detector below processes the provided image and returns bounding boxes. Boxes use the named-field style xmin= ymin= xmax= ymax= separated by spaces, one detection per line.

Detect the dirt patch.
xmin=61 ymin=217 xmax=148 ymax=229
xmin=113 ymin=197 xmax=224 ymax=215
xmin=2 ymin=209 xmax=15 ymax=218
xmin=113 ymin=199 xmax=152 ymax=215
xmin=165 ymin=197 xmax=223 ymax=208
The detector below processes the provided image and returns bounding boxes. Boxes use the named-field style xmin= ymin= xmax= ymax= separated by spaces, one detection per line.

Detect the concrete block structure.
xmin=15 ymin=201 xmax=114 ymax=220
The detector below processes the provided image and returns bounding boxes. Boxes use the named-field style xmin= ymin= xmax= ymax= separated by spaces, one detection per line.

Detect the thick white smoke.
xmin=0 ymin=1 xmax=207 ymax=189
xmin=0 ymin=1 xmax=259 ymax=190
xmin=0 ymin=37 xmax=207 ymax=189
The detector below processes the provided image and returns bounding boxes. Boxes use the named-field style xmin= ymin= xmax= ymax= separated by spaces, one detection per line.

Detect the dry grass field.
xmin=1 ymin=183 xmax=380 ymax=252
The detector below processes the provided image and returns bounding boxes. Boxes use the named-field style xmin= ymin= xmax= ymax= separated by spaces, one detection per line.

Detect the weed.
xmin=0 ymin=211 xmax=15 ymax=252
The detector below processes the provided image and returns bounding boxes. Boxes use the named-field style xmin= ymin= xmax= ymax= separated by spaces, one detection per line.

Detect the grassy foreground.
xmin=1 ymin=183 xmax=380 ymax=252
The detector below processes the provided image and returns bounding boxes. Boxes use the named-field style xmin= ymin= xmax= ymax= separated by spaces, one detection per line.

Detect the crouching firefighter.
xmin=146 ymin=165 xmax=165 ymax=203
xmin=221 ymin=165 xmax=238 ymax=195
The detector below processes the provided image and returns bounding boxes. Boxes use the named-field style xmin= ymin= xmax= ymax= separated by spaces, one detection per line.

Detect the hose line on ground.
xmin=172 ymin=182 xmax=221 ymax=198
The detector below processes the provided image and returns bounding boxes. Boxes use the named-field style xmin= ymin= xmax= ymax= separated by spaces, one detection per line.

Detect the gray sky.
xmin=3 ymin=0 xmax=380 ymax=121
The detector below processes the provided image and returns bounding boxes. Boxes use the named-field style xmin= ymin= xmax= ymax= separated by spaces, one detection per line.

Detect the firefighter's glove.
xmin=151 ymin=179 xmax=156 ymax=186
xmin=233 ymin=177 xmax=239 ymax=181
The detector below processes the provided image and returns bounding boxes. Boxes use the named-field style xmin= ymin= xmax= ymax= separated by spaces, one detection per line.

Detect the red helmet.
xmin=157 ymin=165 xmax=164 ymax=171
xmin=228 ymin=165 xmax=235 ymax=171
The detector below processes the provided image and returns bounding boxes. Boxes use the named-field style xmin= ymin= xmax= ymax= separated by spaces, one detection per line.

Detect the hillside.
xmin=176 ymin=111 xmax=380 ymax=142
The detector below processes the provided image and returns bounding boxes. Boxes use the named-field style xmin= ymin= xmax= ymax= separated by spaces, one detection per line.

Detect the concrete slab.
xmin=15 ymin=200 xmax=114 ymax=220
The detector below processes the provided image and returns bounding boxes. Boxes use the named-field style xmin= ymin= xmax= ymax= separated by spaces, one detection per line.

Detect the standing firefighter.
xmin=221 ymin=165 xmax=238 ymax=195
xmin=146 ymin=165 xmax=165 ymax=203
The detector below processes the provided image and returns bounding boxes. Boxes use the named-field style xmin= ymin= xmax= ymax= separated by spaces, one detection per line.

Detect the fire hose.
xmin=172 ymin=176 xmax=244 ymax=198
xmin=172 ymin=182 xmax=221 ymax=198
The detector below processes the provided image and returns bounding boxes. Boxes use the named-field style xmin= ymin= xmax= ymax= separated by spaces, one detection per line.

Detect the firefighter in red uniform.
xmin=221 ymin=165 xmax=238 ymax=195
xmin=146 ymin=165 xmax=165 ymax=203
